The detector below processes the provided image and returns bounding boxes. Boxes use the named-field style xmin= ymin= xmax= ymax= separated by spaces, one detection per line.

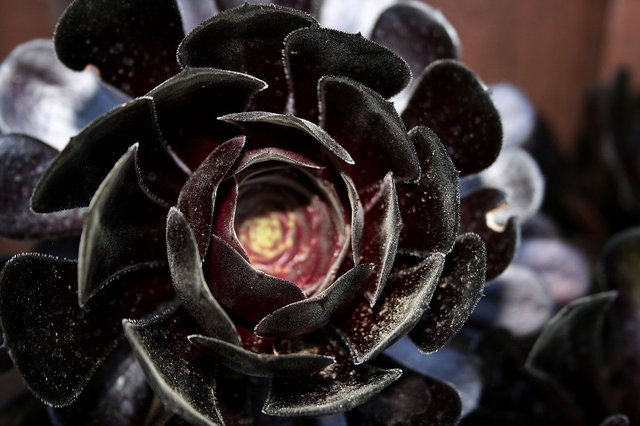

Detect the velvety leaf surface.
xmin=340 ymin=172 xmax=364 ymax=264
xmin=54 ymin=0 xmax=184 ymax=96
xmin=166 ymin=208 xmax=240 ymax=345
xmin=359 ymin=173 xmax=402 ymax=304
xmin=211 ymin=180 xmax=246 ymax=259
xmin=264 ymin=363 xmax=402 ymax=417
xmin=255 ymin=264 xmax=374 ymax=338
xmin=460 ymin=188 xmax=519 ymax=280
xmin=189 ymin=335 xmax=334 ymax=377
xmin=0 ymin=134 xmax=84 ymax=239
xmin=48 ymin=345 xmax=153 ymax=426
xmin=0 ymin=254 xmax=174 ymax=406
xmin=31 ymin=97 xmax=179 ymax=212
xmin=410 ymin=233 xmax=486 ymax=353
xmin=179 ymin=3 xmax=317 ymax=112
xmin=0 ymin=391 xmax=52 ymax=426
xmin=346 ymin=368 xmax=462 ymax=426
xmin=0 ymin=39 xmax=124 ymax=150
xmin=286 ymin=28 xmax=410 ymax=120
xmin=526 ymin=292 xmax=617 ymax=417
xmin=319 ymin=77 xmax=419 ymax=187
xmin=220 ymin=111 xmax=354 ymax=165
xmin=371 ymin=2 xmax=459 ymax=79
xmin=177 ymin=137 xmax=245 ymax=256
xmin=78 ymin=148 xmax=167 ymax=304
xmin=402 ymin=60 xmax=502 ymax=176
xmin=148 ymin=68 xmax=265 ymax=169
xmin=123 ymin=305 xmax=223 ymax=426
xmin=216 ymin=0 xmax=323 ymax=16
xmin=205 ymin=235 xmax=305 ymax=324
xmin=397 ymin=126 xmax=459 ymax=255
xmin=334 ymin=253 xmax=445 ymax=364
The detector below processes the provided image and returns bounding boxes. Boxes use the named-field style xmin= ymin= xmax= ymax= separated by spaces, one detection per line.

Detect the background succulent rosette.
xmin=0 ymin=1 xmax=519 ymax=424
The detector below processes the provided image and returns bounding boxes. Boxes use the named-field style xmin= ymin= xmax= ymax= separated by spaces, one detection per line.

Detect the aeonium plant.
xmin=0 ymin=1 xmax=519 ymax=424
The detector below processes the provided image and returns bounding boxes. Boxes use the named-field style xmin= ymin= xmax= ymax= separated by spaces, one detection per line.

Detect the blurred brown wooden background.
xmin=2 ymin=0 xmax=640 ymax=149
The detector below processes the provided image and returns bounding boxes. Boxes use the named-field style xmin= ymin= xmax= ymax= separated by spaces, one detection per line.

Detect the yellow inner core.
xmin=238 ymin=211 xmax=296 ymax=261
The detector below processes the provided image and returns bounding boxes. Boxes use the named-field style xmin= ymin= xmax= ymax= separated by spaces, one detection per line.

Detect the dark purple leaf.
xmin=0 ymin=134 xmax=83 ymax=239
xmin=123 ymin=305 xmax=223 ymax=426
xmin=346 ymin=369 xmax=461 ymax=426
xmin=177 ymin=137 xmax=245 ymax=256
xmin=255 ymin=264 xmax=374 ymax=338
xmin=264 ymin=363 xmax=402 ymax=417
xmin=334 ymin=253 xmax=445 ymax=364
xmin=204 ymin=235 xmax=305 ymax=324
xmin=371 ymin=2 xmax=459 ymax=78
xmin=216 ymin=0 xmax=323 ymax=16
xmin=31 ymin=97 xmax=184 ymax=212
xmin=54 ymin=0 xmax=184 ymax=96
xmin=319 ymin=76 xmax=419 ymax=187
xmin=211 ymin=179 xmax=247 ymax=258
xmin=148 ymin=67 xmax=265 ymax=169
xmin=460 ymin=188 xmax=519 ymax=280
xmin=286 ymin=27 xmax=410 ymax=120
xmin=220 ymin=111 xmax=353 ymax=165
xmin=189 ymin=335 xmax=334 ymax=377
xmin=179 ymin=3 xmax=317 ymax=112
xmin=78 ymin=148 xmax=167 ymax=304
xmin=48 ymin=345 xmax=153 ymax=426
xmin=0 ymin=254 xmax=174 ymax=406
xmin=397 ymin=126 xmax=459 ymax=254
xmin=359 ymin=173 xmax=402 ymax=304
xmin=166 ymin=207 xmax=240 ymax=345
xmin=402 ymin=60 xmax=502 ymax=176
xmin=235 ymin=147 xmax=323 ymax=175
xmin=410 ymin=233 xmax=486 ymax=353
xmin=0 ymin=39 xmax=124 ymax=150
xmin=340 ymin=172 xmax=364 ymax=264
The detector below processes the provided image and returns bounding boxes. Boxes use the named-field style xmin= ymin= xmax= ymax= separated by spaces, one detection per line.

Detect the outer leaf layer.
xmin=78 ymin=148 xmax=168 ymax=304
xmin=55 ymin=0 xmax=184 ymax=96
xmin=179 ymin=3 xmax=317 ymax=112
xmin=410 ymin=233 xmax=487 ymax=353
xmin=371 ymin=2 xmax=459 ymax=78
xmin=334 ymin=253 xmax=445 ymax=364
xmin=123 ymin=306 xmax=223 ymax=426
xmin=319 ymin=77 xmax=419 ymax=188
xmin=402 ymin=60 xmax=502 ymax=176
xmin=0 ymin=254 xmax=173 ymax=406
xmin=0 ymin=134 xmax=83 ymax=239
xmin=286 ymin=27 xmax=410 ymax=120
xmin=397 ymin=126 xmax=459 ymax=255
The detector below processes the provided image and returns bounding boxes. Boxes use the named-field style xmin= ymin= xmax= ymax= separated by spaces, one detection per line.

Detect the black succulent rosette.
xmin=0 ymin=1 xmax=518 ymax=424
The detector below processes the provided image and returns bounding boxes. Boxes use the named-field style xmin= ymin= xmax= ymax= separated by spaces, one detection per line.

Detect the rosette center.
xmin=234 ymin=168 xmax=347 ymax=295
